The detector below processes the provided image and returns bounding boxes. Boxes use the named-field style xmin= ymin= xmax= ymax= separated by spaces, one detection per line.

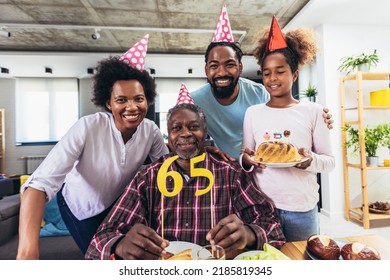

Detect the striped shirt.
xmin=86 ymin=152 xmax=285 ymax=259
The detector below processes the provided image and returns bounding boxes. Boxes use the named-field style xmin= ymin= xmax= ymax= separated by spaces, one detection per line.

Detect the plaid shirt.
xmin=85 ymin=152 xmax=285 ymax=259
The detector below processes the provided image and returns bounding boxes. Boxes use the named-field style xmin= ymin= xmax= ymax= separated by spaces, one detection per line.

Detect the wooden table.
xmin=280 ymin=234 xmax=390 ymax=260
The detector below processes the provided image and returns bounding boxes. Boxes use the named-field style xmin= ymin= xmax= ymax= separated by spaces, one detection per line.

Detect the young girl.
xmin=240 ymin=17 xmax=335 ymax=242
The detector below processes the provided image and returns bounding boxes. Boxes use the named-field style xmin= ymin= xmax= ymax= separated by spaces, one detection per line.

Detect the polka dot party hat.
xmin=176 ymin=83 xmax=194 ymax=104
xmin=120 ymin=34 xmax=149 ymax=71
xmin=212 ymin=4 xmax=234 ymax=42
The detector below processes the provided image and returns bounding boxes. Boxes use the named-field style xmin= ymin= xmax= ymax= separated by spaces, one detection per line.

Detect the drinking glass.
xmin=197 ymin=244 xmax=226 ymax=260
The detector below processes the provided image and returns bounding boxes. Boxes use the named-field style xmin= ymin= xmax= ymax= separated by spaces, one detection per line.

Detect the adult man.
xmin=191 ymin=41 xmax=333 ymax=160
xmin=85 ymin=103 xmax=285 ymax=260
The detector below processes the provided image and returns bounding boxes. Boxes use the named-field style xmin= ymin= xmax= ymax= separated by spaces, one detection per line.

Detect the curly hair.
xmin=253 ymin=27 xmax=318 ymax=73
xmin=204 ymin=41 xmax=243 ymax=63
xmin=91 ymin=56 xmax=157 ymax=111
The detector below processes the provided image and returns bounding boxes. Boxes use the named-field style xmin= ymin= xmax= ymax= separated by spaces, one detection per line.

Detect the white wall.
xmin=303 ymin=23 xmax=390 ymax=219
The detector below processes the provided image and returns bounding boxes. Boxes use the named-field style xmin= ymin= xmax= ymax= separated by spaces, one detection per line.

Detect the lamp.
xmin=1 ymin=67 xmax=9 ymax=74
xmin=0 ymin=27 xmax=11 ymax=37
xmin=91 ymin=28 xmax=100 ymax=40
xmin=87 ymin=67 xmax=95 ymax=74
xmin=0 ymin=23 xmax=247 ymax=42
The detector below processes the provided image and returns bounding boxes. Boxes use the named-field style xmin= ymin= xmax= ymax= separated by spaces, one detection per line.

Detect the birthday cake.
xmin=254 ymin=141 xmax=301 ymax=163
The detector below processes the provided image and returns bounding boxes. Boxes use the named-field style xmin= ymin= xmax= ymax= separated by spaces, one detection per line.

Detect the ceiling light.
xmin=87 ymin=67 xmax=95 ymax=74
xmin=0 ymin=23 xmax=247 ymax=42
xmin=1 ymin=67 xmax=9 ymax=74
xmin=91 ymin=28 xmax=100 ymax=40
xmin=0 ymin=27 xmax=11 ymax=37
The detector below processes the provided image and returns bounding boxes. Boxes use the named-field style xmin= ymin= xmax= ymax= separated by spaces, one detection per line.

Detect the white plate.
xmin=250 ymin=156 xmax=310 ymax=168
xmin=306 ymin=239 xmax=348 ymax=260
xmin=233 ymin=250 xmax=264 ymax=260
xmin=165 ymin=241 xmax=202 ymax=259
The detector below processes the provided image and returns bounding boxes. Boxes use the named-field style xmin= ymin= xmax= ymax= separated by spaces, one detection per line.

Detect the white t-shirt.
xmin=242 ymin=101 xmax=335 ymax=212
xmin=21 ymin=112 xmax=169 ymax=220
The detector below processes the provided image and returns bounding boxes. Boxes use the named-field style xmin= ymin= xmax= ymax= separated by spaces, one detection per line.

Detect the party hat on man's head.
xmin=266 ymin=16 xmax=288 ymax=52
xmin=212 ymin=4 xmax=234 ymax=42
xmin=120 ymin=34 xmax=149 ymax=71
xmin=176 ymin=83 xmax=194 ymax=104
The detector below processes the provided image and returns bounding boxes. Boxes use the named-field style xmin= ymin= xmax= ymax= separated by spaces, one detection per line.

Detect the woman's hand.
xmin=115 ymin=224 xmax=169 ymax=260
xmin=242 ymin=148 xmax=266 ymax=170
xmin=295 ymin=148 xmax=313 ymax=169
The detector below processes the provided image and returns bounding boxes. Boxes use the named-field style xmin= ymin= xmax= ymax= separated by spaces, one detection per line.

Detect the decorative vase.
xmin=366 ymin=156 xmax=379 ymax=167
xmin=308 ymin=96 xmax=316 ymax=102
xmin=358 ymin=63 xmax=370 ymax=72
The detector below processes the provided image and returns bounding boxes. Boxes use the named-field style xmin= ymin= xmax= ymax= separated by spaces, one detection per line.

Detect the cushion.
xmin=0 ymin=178 xmax=14 ymax=198
xmin=0 ymin=194 xmax=20 ymax=221
xmin=40 ymin=198 xmax=70 ymax=237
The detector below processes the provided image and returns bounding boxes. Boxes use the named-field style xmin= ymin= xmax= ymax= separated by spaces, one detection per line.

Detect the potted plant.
xmin=378 ymin=123 xmax=390 ymax=166
xmin=344 ymin=124 xmax=384 ymax=167
xmin=300 ymin=83 xmax=318 ymax=102
xmin=338 ymin=49 xmax=379 ymax=75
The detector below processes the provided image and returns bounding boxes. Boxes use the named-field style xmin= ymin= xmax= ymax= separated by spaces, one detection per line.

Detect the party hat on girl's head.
xmin=120 ymin=34 xmax=149 ymax=71
xmin=212 ymin=4 xmax=234 ymax=42
xmin=176 ymin=83 xmax=194 ymax=104
xmin=266 ymin=16 xmax=288 ymax=52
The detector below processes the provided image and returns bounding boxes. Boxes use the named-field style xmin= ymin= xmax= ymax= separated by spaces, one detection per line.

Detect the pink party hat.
xmin=176 ymin=83 xmax=194 ymax=104
xmin=212 ymin=4 xmax=234 ymax=42
xmin=120 ymin=34 xmax=149 ymax=71
xmin=266 ymin=16 xmax=288 ymax=52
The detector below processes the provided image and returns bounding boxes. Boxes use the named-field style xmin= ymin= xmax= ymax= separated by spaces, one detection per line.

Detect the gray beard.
xmin=176 ymin=148 xmax=200 ymax=160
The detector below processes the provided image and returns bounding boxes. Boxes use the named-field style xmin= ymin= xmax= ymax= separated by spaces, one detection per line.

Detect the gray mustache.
xmin=176 ymin=138 xmax=196 ymax=145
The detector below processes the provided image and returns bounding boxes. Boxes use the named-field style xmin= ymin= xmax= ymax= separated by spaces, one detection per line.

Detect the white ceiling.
xmin=0 ymin=0 xmax=389 ymax=79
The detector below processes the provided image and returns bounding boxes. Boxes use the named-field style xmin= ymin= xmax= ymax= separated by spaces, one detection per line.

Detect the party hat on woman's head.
xmin=266 ymin=16 xmax=288 ymax=52
xmin=212 ymin=4 xmax=234 ymax=42
xmin=176 ymin=83 xmax=194 ymax=104
xmin=120 ymin=34 xmax=149 ymax=71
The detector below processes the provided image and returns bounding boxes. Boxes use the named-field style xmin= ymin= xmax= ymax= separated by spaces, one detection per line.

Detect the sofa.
xmin=0 ymin=177 xmax=84 ymax=260
xmin=0 ymin=178 xmax=20 ymax=246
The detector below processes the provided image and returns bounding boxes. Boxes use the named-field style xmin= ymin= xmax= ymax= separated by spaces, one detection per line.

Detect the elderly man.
xmin=85 ymin=103 xmax=285 ymax=260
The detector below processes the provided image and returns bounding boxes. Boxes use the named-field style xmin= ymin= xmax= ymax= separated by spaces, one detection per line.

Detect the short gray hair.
xmin=167 ymin=103 xmax=207 ymax=131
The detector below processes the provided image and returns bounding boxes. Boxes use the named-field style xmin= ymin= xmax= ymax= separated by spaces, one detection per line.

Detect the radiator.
xmin=21 ymin=155 xmax=46 ymax=174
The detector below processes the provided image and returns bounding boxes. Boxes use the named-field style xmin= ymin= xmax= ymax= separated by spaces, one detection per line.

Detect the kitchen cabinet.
xmin=340 ymin=72 xmax=390 ymax=229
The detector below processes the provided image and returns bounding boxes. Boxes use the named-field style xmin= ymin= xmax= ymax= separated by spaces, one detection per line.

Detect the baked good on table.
xmin=340 ymin=242 xmax=381 ymax=260
xmin=162 ymin=249 xmax=193 ymax=260
xmin=369 ymin=201 xmax=390 ymax=213
xmin=254 ymin=141 xmax=302 ymax=163
xmin=306 ymin=234 xmax=341 ymax=260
